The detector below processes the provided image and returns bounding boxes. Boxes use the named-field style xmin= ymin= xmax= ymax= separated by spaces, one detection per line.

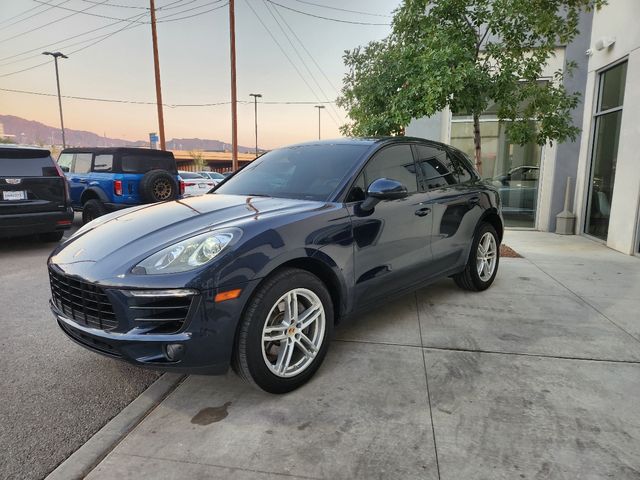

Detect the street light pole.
xmin=314 ymin=105 xmax=325 ymax=140
xmin=42 ymin=51 xmax=68 ymax=148
xmin=249 ymin=93 xmax=262 ymax=157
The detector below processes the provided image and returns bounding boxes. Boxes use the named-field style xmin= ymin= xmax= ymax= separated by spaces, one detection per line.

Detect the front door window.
xmin=585 ymin=61 xmax=627 ymax=241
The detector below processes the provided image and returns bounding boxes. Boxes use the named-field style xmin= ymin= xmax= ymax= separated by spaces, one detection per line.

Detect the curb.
xmin=45 ymin=373 xmax=186 ymax=480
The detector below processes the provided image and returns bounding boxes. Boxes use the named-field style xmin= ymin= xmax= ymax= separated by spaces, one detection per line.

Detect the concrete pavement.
xmin=0 ymin=217 xmax=162 ymax=480
xmin=68 ymin=232 xmax=640 ymax=479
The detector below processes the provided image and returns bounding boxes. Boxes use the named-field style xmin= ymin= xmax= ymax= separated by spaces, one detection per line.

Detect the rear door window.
xmin=93 ymin=154 xmax=113 ymax=172
xmin=73 ymin=153 xmax=92 ymax=174
xmin=122 ymin=154 xmax=175 ymax=173
xmin=414 ymin=145 xmax=458 ymax=190
xmin=364 ymin=145 xmax=418 ymax=193
xmin=0 ymin=152 xmax=57 ymax=177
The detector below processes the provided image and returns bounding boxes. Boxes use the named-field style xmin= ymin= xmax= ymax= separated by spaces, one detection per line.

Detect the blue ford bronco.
xmin=56 ymin=147 xmax=182 ymax=224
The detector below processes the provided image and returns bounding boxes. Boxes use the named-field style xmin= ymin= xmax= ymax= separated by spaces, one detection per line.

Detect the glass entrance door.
xmin=585 ymin=61 xmax=627 ymax=240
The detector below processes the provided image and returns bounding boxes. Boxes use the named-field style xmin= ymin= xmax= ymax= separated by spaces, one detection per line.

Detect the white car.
xmin=197 ymin=171 xmax=225 ymax=184
xmin=178 ymin=171 xmax=215 ymax=197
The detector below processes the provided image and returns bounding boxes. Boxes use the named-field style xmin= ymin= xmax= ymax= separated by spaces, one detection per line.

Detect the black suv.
xmin=1 ymin=145 xmax=74 ymax=242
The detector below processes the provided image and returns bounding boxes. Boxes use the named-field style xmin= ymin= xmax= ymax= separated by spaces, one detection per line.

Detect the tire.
xmin=39 ymin=231 xmax=64 ymax=242
xmin=232 ymin=268 xmax=334 ymax=394
xmin=139 ymin=170 xmax=178 ymax=203
xmin=453 ymin=222 xmax=500 ymax=291
xmin=82 ymin=199 xmax=107 ymax=224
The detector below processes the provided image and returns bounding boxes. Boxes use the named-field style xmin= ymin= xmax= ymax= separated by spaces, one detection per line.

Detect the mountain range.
xmin=0 ymin=115 xmax=255 ymax=152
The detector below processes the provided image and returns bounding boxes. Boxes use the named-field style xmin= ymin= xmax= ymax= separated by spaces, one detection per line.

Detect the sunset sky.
xmin=0 ymin=0 xmax=399 ymax=149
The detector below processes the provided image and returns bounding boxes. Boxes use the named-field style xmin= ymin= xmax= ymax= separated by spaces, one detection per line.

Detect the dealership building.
xmin=406 ymin=0 xmax=640 ymax=256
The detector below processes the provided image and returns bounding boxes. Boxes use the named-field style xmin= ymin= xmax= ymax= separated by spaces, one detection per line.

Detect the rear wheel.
xmin=139 ymin=170 xmax=178 ymax=203
xmin=39 ymin=231 xmax=64 ymax=242
xmin=82 ymin=199 xmax=107 ymax=224
xmin=454 ymin=222 xmax=500 ymax=291
xmin=232 ymin=268 xmax=333 ymax=394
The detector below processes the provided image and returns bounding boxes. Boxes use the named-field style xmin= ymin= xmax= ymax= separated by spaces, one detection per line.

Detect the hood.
xmin=51 ymin=194 xmax=324 ymax=266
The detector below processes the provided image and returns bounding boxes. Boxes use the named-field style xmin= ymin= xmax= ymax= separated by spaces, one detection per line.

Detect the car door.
xmin=67 ymin=152 xmax=92 ymax=204
xmin=415 ymin=144 xmax=483 ymax=276
xmin=345 ymin=144 xmax=433 ymax=307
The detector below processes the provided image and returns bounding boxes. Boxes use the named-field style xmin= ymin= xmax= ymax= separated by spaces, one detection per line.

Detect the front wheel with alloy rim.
xmin=453 ymin=222 xmax=500 ymax=291
xmin=232 ymin=268 xmax=333 ymax=393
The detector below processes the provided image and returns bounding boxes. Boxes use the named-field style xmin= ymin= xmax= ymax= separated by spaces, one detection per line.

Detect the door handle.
xmin=414 ymin=207 xmax=431 ymax=217
xmin=79 ymin=179 xmax=88 ymax=184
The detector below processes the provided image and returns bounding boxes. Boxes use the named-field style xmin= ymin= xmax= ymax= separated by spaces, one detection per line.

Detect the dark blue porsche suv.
xmin=48 ymin=137 xmax=502 ymax=393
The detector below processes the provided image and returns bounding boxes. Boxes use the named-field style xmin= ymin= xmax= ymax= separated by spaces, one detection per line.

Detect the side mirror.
xmin=361 ymin=178 xmax=408 ymax=211
xmin=60 ymin=166 xmax=69 ymax=172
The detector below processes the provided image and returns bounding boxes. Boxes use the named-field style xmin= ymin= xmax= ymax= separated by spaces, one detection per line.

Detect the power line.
xmin=0 ymin=0 xmax=226 ymax=74
xmin=269 ymin=3 xmax=344 ymax=123
xmin=262 ymin=0 xmax=340 ymax=128
xmin=289 ymin=0 xmax=392 ymax=18
xmin=0 ymin=86 xmax=336 ymax=106
xmin=78 ymin=0 xmax=149 ymax=9
xmin=156 ymin=0 xmax=228 ymax=22
xmin=264 ymin=0 xmax=389 ymax=26
xmin=244 ymin=0 xmax=328 ymax=119
xmin=0 ymin=12 xmax=148 ymax=66
xmin=0 ymin=11 xmax=148 ymax=78
xmin=33 ymin=0 xmax=149 ymax=24
xmin=0 ymin=0 xmax=113 ymax=45
xmin=0 ymin=0 xmax=186 ymax=65
xmin=0 ymin=0 xmax=73 ymax=29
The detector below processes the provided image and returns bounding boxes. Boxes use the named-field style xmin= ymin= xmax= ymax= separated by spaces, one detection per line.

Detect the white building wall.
xmin=574 ymin=0 xmax=640 ymax=254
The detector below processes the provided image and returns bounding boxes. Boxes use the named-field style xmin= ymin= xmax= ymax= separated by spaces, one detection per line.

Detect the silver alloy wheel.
xmin=476 ymin=231 xmax=497 ymax=281
xmin=261 ymin=288 xmax=326 ymax=378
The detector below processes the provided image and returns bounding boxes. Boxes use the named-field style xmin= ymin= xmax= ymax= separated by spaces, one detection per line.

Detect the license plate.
xmin=199 ymin=184 xmax=207 ymax=189
xmin=2 ymin=190 xmax=26 ymax=201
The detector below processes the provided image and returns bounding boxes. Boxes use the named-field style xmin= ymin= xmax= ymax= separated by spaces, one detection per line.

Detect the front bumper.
xmin=50 ymin=278 xmax=261 ymax=375
xmin=0 ymin=207 xmax=73 ymax=237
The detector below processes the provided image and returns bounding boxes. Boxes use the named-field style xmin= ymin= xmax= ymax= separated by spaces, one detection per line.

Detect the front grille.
xmin=49 ymin=268 xmax=118 ymax=331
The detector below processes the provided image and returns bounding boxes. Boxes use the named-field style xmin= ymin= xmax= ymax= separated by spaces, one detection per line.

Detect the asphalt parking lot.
xmin=83 ymin=231 xmax=640 ymax=480
xmin=0 ymin=215 xmax=161 ymax=480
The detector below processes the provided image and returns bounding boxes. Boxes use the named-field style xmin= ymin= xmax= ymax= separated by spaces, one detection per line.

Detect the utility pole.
xmin=149 ymin=0 xmax=166 ymax=150
xmin=229 ymin=0 xmax=239 ymax=170
xmin=42 ymin=51 xmax=67 ymax=148
xmin=314 ymin=105 xmax=325 ymax=140
xmin=249 ymin=93 xmax=262 ymax=157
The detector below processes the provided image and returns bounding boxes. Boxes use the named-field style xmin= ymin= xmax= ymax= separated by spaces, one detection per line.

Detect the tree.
xmin=189 ymin=150 xmax=205 ymax=171
xmin=338 ymin=0 xmax=604 ymax=174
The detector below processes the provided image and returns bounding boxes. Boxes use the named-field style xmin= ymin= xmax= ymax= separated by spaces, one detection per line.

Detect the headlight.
xmin=133 ymin=229 xmax=239 ymax=275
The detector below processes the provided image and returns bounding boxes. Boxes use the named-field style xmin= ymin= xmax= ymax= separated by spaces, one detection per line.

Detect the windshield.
xmin=214 ymin=144 xmax=368 ymax=201
xmin=179 ymin=172 xmax=205 ymax=179
xmin=1 ymin=150 xmax=56 ymax=177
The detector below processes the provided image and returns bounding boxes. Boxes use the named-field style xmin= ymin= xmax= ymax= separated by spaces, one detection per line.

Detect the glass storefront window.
xmin=585 ymin=61 xmax=627 ymax=241
xmin=450 ymin=120 xmax=541 ymax=228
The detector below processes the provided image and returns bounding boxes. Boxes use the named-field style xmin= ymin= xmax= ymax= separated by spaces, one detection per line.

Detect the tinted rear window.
xmin=122 ymin=154 xmax=176 ymax=173
xmin=215 ymin=144 xmax=368 ymax=201
xmin=0 ymin=152 xmax=57 ymax=177
xmin=180 ymin=172 xmax=205 ymax=179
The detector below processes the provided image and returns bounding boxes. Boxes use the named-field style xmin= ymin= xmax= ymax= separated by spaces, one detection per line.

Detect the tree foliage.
xmin=189 ymin=150 xmax=205 ymax=170
xmin=338 ymin=0 xmax=604 ymax=171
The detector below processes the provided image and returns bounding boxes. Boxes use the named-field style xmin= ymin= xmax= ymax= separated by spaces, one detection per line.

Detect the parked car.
xmin=179 ymin=171 xmax=216 ymax=196
xmin=48 ymin=138 xmax=503 ymax=393
xmin=492 ymin=165 xmax=539 ymax=218
xmin=57 ymin=147 xmax=182 ymax=224
xmin=1 ymin=145 xmax=73 ymax=242
xmin=198 ymin=171 xmax=225 ymax=183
